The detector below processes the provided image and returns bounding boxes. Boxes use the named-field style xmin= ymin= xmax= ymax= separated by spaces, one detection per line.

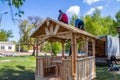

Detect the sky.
xmin=0 ymin=0 xmax=120 ymax=42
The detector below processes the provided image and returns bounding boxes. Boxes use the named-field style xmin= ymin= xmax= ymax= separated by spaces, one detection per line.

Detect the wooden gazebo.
xmin=31 ymin=18 xmax=97 ymax=80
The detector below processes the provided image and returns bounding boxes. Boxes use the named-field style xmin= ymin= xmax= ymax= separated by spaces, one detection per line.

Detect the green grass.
xmin=0 ymin=56 xmax=120 ymax=80
xmin=0 ymin=56 xmax=36 ymax=80
xmin=94 ymin=66 xmax=120 ymax=80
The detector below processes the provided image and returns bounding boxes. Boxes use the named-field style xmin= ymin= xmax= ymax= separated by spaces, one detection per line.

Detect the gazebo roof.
xmin=31 ymin=17 xmax=102 ymax=43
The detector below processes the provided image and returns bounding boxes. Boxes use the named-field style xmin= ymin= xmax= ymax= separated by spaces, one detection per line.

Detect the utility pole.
xmin=0 ymin=11 xmax=8 ymax=31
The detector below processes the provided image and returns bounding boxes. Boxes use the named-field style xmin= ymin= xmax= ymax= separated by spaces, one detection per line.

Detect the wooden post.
xmin=71 ymin=33 xmax=77 ymax=80
xmin=92 ymin=40 xmax=95 ymax=56
xmin=85 ymin=38 xmax=88 ymax=56
xmin=62 ymin=41 xmax=65 ymax=58
xmin=85 ymin=38 xmax=89 ymax=79
xmin=35 ymin=39 xmax=39 ymax=79
xmin=50 ymin=42 xmax=53 ymax=56
xmin=92 ymin=39 xmax=96 ymax=78
xmin=36 ymin=39 xmax=38 ymax=57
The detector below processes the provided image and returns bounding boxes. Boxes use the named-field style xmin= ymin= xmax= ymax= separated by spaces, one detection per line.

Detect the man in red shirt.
xmin=58 ymin=10 xmax=68 ymax=24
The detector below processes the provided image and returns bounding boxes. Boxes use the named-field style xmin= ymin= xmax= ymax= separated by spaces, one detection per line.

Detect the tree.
xmin=0 ymin=29 xmax=13 ymax=41
xmin=18 ymin=16 xmax=43 ymax=56
xmin=70 ymin=14 xmax=78 ymax=26
xmin=115 ymin=11 xmax=120 ymax=26
xmin=42 ymin=42 xmax=51 ymax=53
xmin=51 ymin=42 xmax=61 ymax=56
xmin=83 ymin=9 xmax=115 ymax=36
xmin=103 ymin=16 xmax=116 ymax=36
xmin=28 ymin=16 xmax=43 ymax=56
xmin=1 ymin=0 xmax=25 ymax=17
xmin=42 ymin=42 xmax=62 ymax=56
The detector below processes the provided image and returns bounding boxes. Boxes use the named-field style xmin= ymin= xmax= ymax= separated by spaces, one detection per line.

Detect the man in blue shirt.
xmin=75 ymin=19 xmax=84 ymax=30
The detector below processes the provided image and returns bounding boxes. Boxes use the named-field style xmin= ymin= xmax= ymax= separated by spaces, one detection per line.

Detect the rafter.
xmin=45 ymin=26 xmax=50 ymax=35
xmin=50 ymin=25 xmax=54 ymax=34
xmin=46 ymin=20 xmax=49 ymax=26
xmin=53 ymin=24 xmax=60 ymax=34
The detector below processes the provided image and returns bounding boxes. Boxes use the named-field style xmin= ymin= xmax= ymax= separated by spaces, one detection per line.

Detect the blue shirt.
xmin=75 ymin=19 xmax=84 ymax=28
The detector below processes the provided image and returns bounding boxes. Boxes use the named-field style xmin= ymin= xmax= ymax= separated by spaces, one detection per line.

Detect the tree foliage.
xmin=115 ymin=11 xmax=120 ymax=25
xmin=19 ymin=16 xmax=43 ymax=46
xmin=52 ymin=42 xmax=62 ymax=56
xmin=0 ymin=29 xmax=13 ymax=41
xmin=70 ymin=14 xmax=78 ymax=26
xmin=18 ymin=16 xmax=43 ymax=55
xmin=83 ymin=9 xmax=116 ymax=36
xmin=1 ymin=0 xmax=25 ymax=17
xmin=42 ymin=42 xmax=62 ymax=56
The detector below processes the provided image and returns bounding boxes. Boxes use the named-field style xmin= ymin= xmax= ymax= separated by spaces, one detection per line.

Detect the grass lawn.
xmin=94 ymin=66 xmax=120 ymax=80
xmin=0 ymin=56 xmax=36 ymax=80
xmin=0 ymin=56 xmax=120 ymax=80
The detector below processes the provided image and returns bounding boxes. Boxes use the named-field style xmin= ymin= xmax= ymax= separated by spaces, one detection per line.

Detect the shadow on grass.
xmin=0 ymin=65 xmax=35 ymax=80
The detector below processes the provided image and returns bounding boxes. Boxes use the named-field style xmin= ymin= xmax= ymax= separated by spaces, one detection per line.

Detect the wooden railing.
xmin=35 ymin=56 xmax=96 ymax=80
xmin=76 ymin=56 xmax=96 ymax=80
xmin=61 ymin=59 xmax=72 ymax=80
xmin=35 ymin=56 xmax=62 ymax=78
xmin=61 ymin=56 xmax=95 ymax=80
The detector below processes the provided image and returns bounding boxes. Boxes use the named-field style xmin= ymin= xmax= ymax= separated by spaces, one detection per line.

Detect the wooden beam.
xmin=57 ymin=31 xmax=71 ymax=35
xmin=53 ymin=24 xmax=60 ymax=34
xmin=62 ymin=41 xmax=65 ymax=58
xmin=50 ymin=42 xmax=53 ymax=56
xmin=46 ymin=20 xmax=49 ymax=26
xmin=45 ymin=26 xmax=50 ymax=35
xmin=37 ymin=36 xmax=51 ymax=45
xmin=71 ymin=33 xmax=77 ymax=80
xmin=38 ymin=41 xmax=45 ymax=45
xmin=50 ymin=25 xmax=54 ymax=34
xmin=36 ymin=39 xmax=38 ymax=57
xmin=85 ymin=38 xmax=88 ymax=56
xmin=92 ymin=39 xmax=96 ymax=78
xmin=38 ymin=35 xmax=51 ymax=41
xmin=56 ymin=34 xmax=71 ymax=39
xmin=38 ymin=31 xmax=71 ymax=39
xmin=92 ymin=39 xmax=95 ymax=56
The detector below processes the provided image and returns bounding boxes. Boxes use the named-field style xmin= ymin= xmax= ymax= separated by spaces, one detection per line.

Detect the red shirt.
xmin=60 ymin=13 xmax=68 ymax=24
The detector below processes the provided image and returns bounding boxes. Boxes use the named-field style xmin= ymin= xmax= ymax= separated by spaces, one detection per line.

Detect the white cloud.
xmin=83 ymin=0 xmax=101 ymax=5
xmin=97 ymin=6 xmax=103 ymax=10
xmin=66 ymin=5 xmax=80 ymax=17
xmin=86 ymin=8 xmax=96 ymax=15
xmin=117 ymin=0 xmax=120 ymax=2
xmin=86 ymin=6 xmax=103 ymax=15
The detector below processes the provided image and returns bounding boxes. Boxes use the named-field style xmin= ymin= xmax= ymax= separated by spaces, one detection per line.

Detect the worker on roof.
xmin=75 ymin=18 xmax=85 ymax=30
xmin=58 ymin=10 xmax=68 ymax=24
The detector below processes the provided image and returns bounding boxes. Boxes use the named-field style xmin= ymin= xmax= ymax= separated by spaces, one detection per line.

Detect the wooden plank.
xmin=85 ymin=38 xmax=88 ymax=56
xmin=92 ymin=40 xmax=95 ymax=56
xmin=92 ymin=39 xmax=96 ymax=78
xmin=53 ymin=24 xmax=60 ymax=34
xmin=36 ymin=39 xmax=38 ymax=57
xmin=50 ymin=42 xmax=53 ymax=56
xmin=56 ymin=34 xmax=71 ymax=39
xmin=50 ymin=25 xmax=54 ymax=34
xmin=38 ymin=35 xmax=51 ymax=42
xmin=71 ymin=33 xmax=77 ymax=80
xmin=46 ymin=20 xmax=49 ymax=26
xmin=45 ymin=26 xmax=50 ymax=35
xmin=38 ymin=31 xmax=71 ymax=38
xmin=62 ymin=42 xmax=64 ymax=58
